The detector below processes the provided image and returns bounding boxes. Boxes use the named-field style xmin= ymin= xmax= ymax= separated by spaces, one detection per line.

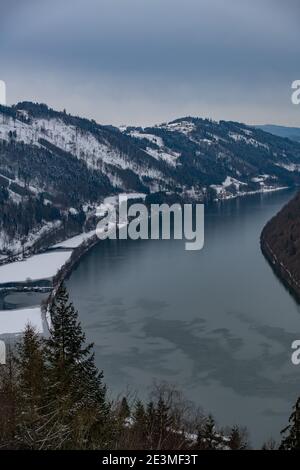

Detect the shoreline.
xmin=45 ymin=185 xmax=294 ymax=328
xmin=260 ymin=237 xmax=300 ymax=304
xmin=211 ymin=184 xmax=290 ymax=202
xmin=260 ymin=194 xmax=300 ymax=304
xmin=44 ymin=232 xmax=102 ymax=332
xmin=0 ymin=185 xmax=295 ymax=337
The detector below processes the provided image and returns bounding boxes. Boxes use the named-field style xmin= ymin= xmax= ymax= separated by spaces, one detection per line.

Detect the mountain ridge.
xmin=1 ymin=101 xmax=300 ymax=257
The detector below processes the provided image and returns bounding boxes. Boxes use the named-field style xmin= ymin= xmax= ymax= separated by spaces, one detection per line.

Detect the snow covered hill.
xmin=123 ymin=117 xmax=300 ymax=200
xmin=1 ymin=102 xmax=300 ymax=257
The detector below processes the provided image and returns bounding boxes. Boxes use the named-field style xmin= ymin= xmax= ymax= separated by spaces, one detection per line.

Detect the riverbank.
xmin=0 ymin=229 xmax=105 ymax=337
xmin=0 ymin=194 xmax=145 ymax=336
xmin=0 ymin=187 xmax=296 ymax=337
xmin=260 ymin=190 xmax=300 ymax=303
xmin=65 ymin=188 xmax=300 ymax=447
xmin=212 ymin=184 xmax=289 ymax=202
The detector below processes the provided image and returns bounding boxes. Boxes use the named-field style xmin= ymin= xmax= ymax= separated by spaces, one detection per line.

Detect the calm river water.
xmin=67 ymin=189 xmax=300 ymax=447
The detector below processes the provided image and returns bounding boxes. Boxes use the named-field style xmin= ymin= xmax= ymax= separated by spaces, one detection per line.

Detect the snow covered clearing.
xmin=223 ymin=176 xmax=247 ymax=189
xmin=129 ymin=131 xmax=164 ymax=148
xmin=0 ymin=307 xmax=43 ymax=335
xmin=275 ymin=162 xmax=300 ymax=172
xmin=160 ymin=121 xmax=196 ymax=135
xmin=145 ymin=147 xmax=180 ymax=166
xmin=210 ymin=176 xmax=247 ymax=195
xmin=0 ymin=251 xmax=72 ymax=284
xmin=229 ymin=132 xmax=269 ymax=150
xmin=53 ymin=230 xmax=96 ymax=249
xmin=0 ymin=113 xmax=166 ymax=180
xmin=210 ymin=175 xmax=286 ymax=200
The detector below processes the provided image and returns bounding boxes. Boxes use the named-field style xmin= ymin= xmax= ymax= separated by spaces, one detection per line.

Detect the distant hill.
xmin=256 ymin=125 xmax=300 ymax=143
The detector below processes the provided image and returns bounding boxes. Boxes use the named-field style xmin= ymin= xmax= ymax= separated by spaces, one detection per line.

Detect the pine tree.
xmin=118 ymin=397 xmax=131 ymax=423
xmin=197 ymin=415 xmax=224 ymax=450
xmin=154 ymin=397 xmax=174 ymax=449
xmin=46 ymin=284 xmax=111 ymax=449
xmin=280 ymin=397 xmax=300 ymax=450
xmin=143 ymin=398 xmax=175 ymax=449
xmin=145 ymin=401 xmax=156 ymax=449
xmin=228 ymin=425 xmax=248 ymax=450
xmin=133 ymin=400 xmax=146 ymax=426
xmin=130 ymin=400 xmax=147 ymax=449
xmin=0 ymin=347 xmax=18 ymax=449
xmin=13 ymin=325 xmax=48 ymax=449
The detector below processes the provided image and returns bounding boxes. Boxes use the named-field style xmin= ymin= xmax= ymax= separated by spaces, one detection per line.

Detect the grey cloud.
xmin=0 ymin=0 xmax=299 ymax=126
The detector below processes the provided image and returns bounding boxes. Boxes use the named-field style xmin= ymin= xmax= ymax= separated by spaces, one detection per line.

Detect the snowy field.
xmin=0 ymin=307 xmax=43 ymax=335
xmin=0 ymin=251 xmax=72 ymax=284
xmin=53 ymin=230 xmax=96 ymax=249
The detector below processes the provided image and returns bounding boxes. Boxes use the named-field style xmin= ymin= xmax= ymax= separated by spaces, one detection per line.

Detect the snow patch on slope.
xmin=210 ymin=176 xmax=247 ymax=195
xmin=129 ymin=131 xmax=164 ymax=148
xmin=275 ymin=162 xmax=300 ymax=172
xmin=145 ymin=147 xmax=180 ymax=166
xmin=0 ymin=113 xmax=165 ymax=180
xmin=229 ymin=132 xmax=269 ymax=150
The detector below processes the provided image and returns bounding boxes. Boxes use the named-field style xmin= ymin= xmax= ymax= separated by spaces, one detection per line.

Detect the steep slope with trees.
xmin=2 ymin=102 xmax=300 ymax=258
xmin=261 ymin=191 xmax=300 ymax=301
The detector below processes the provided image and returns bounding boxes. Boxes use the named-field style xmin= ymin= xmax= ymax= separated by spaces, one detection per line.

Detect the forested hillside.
xmin=261 ymin=191 xmax=300 ymax=301
xmin=2 ymin=102 xmax=300 ymax=257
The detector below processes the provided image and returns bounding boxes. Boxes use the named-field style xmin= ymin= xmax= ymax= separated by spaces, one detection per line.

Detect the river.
xmin=66 ymin=188 xmax=300 ymax=447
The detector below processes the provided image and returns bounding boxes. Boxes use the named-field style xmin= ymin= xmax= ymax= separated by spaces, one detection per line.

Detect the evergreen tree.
xmin=0 ymin=348 xmax=18 ymax=449
xmin=197 ymin=415 xmax=224 ymax=450
xmin=154 ymin=397 xmax=174 ymax=449
xmin=130 ymin=400 xmax=147 ymax=449
xmin=280 ymin=397 xmax=300 ymax=450
xmin=133 ymin=400 xmax=146 ymax=426
xmin=145 ymin=401 xmax=156 ymax=449
xmin=46 ymin=284 xmax=111 ymax=449
xmin=13 ymin=325 xmax=48 ymax=449
xmin=118 ymin=397 xmax=131 ymax=423
xmin=228 ymin=425 xmax=248 ymax=450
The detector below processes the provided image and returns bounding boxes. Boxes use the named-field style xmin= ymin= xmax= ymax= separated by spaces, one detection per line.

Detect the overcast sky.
xmin=0 ymin=0 xmax=300 ymax=126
